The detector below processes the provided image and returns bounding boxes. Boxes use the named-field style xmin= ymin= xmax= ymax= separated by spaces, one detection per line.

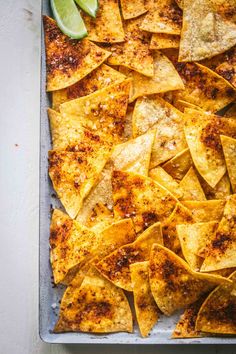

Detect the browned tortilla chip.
xmin=150 ymin=33 xmax=179 ymax=50
xmin=162 ymin=148 xmax=193 ymax=182
xmin=182 ymin=200 xmax=226 ymax=222
xmin=95 ymin=222 xmax=163 ymax=291
xmin=140 ymin=0 xmax=182 ymax=35
xmin=149 ymin=244 xmax=231 ymax=315
xmin=133 ymin=95 xmax=187 ymax=168
xmin=43 ymin=16 xmax=110 ymax=91
xmin=179 ymin=168 xmax=206 ymax=201
xmin=198 ymin=173 xmax=231 ymax=200
xmin=54 ymin=269 xmax=133 ymax=333
xmin=82 ymin=0 xmax=125 ymax=43
xmin=86 ymin=203 xmax=114 ymax=232
xmin=196 ymin=270 xmax=236 ymax=334
xmin=179 ymin=0 xmax=236 ymax=62
xmin=112 ymin=170 xmax=177 ymax=232
xmin=52 ymin=64 xmax=126 ymax=110
xmin=221 ymin=135 xmax=236 ymax=193
xmin=215 ymin=47 xmax=236 ymax=89
xmin=120 ymin=0 xmax=147 ymax=19
xmin=201 ymin=195 xmax=236 ymax=272
xmin=149 ymin=167 xmax=183 ymax=199
xmin=130 ymin=261 xmax=159 ymax=337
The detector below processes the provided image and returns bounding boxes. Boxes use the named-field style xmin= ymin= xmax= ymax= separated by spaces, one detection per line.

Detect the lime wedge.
xmin=50 ymin=0 xmax=88 ymax=39
xmin=75 ymin=0 xmax=98 ymax=18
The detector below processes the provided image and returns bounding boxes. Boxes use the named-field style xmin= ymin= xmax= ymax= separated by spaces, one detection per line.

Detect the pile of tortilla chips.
xmin=44 ymin=0 xmax=236 ymax=339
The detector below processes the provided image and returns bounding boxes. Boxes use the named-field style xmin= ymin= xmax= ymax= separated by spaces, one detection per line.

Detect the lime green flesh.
xmin=51 ymin=0 xmax=88 ymax=39
xmin=75 ymin=0 xmax=98 ymax=18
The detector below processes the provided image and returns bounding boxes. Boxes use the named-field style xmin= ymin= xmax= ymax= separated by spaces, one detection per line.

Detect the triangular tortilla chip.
xmin=150 ymin=33 xmax=180 ymax=50
xmin=149 ymin=166 xmax=183 ymax=199
xmin=201 ymin=195 xmax=236 ymax=272
xmin=221 ymin=135 xmax=236 ymax=193
xmin=140 ymin=0 xmax=182 ymax=35
xmin=52 ymin=64 xmax=126 ymax=110
xmin=184 ymin=109 xmax=236 ymax=187
xmin=59 ymin=80 xmax=131 ymax=144
xmin=130 ymin=261 xmax=159 ymax=337
xmin=49 ymin=147 xmax=110 ymax=218
xmin=149 ymin=243 xmax=231 ymax=315
xmin=112 ymin=170 xmax=177 ymax=232
xmin=179 ymin=167 xmax=206 ymax=201
xmin=95 ymin=222 xmax=163 ymax=291
xmin=43 ymin=16 xmax=110 ymax=91
xmin=179 ymin=0 xmax=236 ymax=62
xmin=162 ymin=148 xmax=193 ymax=182
xmin=82 ymin=0 xmax=125 ymax=43
xmin=133 ymin=95 xmax=187 ymax=168
xmin=198 ymin=173 xmax=231 ymax=200
xmin=182 ymin=200 xmax=226 ymax=222
xmin=175 ymin=100 xmax=204 ymax=113
xmin=54 ymin=269 xmax=133 ymax=333
xmin=215 ymin=47 xmax=236 ymax=89
xmin=120 ymin=0 xmax=147 ymax=20
xmin=87 ymin=203 xmax=114 ymax=232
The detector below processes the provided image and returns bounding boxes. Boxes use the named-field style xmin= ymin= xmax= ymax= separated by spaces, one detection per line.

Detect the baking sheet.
xmin=39 ymin=0 xmax=236 ymax=344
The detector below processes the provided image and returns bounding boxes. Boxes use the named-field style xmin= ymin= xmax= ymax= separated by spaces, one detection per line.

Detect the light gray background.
xmin=0 ymin=1 xmax=236 ymax=353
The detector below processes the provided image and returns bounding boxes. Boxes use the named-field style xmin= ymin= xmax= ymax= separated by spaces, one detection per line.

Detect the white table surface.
xmin=1 ymin=1 xmax=236 ymax=353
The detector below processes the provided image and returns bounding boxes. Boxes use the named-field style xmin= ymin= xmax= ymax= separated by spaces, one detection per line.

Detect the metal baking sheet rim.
xmin=39 ymin=0 xmax=236 ymax=345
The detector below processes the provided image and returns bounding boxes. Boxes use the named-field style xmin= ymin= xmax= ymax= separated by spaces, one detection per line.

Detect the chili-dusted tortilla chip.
xmin=95 ymin=222 xmax=163 ymax=291
xmin=140 ymin=0 xmax=182 ymax=35
xmin=130 ymin=261 xmax=159 ymax=337
xmin=179 ymin=167 xmax=206 ymax=201
xmin=59 ymin=80 xmax=131 ymax=144
xmin=49 ymin=147 xmax=110 ymax=219
xmin=43 ymin=16 xmax=110 ymax=91
xmin=198 ymin=173 xmax=231 ymax=200
xmin=149 ymin=166 xmax=183 ymax=199
xmin=120 ymin=0 xmax=147 ymax=19
xmin=215 ymin=47 xmax=236 ymax=89
xmin=184 ymin=109 xmax=236 ymax=188
xmin=182 ymin=200 xmax=226 ymax=222
xmin=82 ymin=0 xmax=125 ymax=43
xmin=87 ymin=203 xmax=114 ymax=232
xmin=162 ymin=148 xmax=193 ymax=182
xmin=149 ymin=244 xmax=231 ymax=315
xmin=201 ymin=195 xmax=236 ymax=272
xmin=112 ymin=170 xmax=177 ymax=232
xmin=133 ymin=95 xmax=187 ymax=168
xmin=179 ymin=0 xmax=236 ymax=62
xmin=52 ymin=64 xmax=126 ymax=110
xmin=150 ymin=33 xmax=180 ymax=50
xmin=54 ymin=269 xmax=133 ymax=333
xmin=221 ymin=135 xmax=236 ymax=193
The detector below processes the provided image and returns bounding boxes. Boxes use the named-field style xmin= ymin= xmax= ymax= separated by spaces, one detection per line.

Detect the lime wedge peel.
xmin=51 ymin=0 xmax=88 ymax=39
xmin=75 ymin=0 xmax=99 ymax=18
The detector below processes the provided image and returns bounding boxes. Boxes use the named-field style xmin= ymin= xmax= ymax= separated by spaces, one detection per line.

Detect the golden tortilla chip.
xmin=95 ymin=222 xmax=163 ymax=291
xmin=174 ymin=100 xmax=204 ymax=113
xmin=130 ymin=261 xmax=159 ymax=337
xmin=221 ymin=135 xmax=236 ymax=193
xmin=201 ymin=195 xmax=236 ymax=272
xmin=184 ymin=109 xmax=236 ymax=188
xmin=149 ymin=166 xmax=183 ymax=199
xmin=196 ymin=270 xmax=236 ymax=334
xmin=149 ymin=244 xmax=231 ymax=315
xmin=179 ymin=0 xmax=236 ymax=62
xmin=198 ymin=173 xmax=231 ymax=200
xmin=215 ymin=47 xmax=236 ymax=89
xmin=182 ymin=200 xmax=226 ymax=222
xmin=87 ymin=203 xmax=114 ymax=232
xmin=162 ymin=148 xmax=193 ymax=182
xmin=179 ymin=167 xmax=206 ymax=201
xmin=150 ymin=33 xmax=180 ymax=50
xmin=112 ymin=170 xmax=177 ymax=232
xmin=82 ymin=0 xmax=125 ymax=43
xmin=140 ymin=0 xmax=182 ymax=35
xmin=120 ymin=0 xmax=147 ymax=20
xmin=52 ymin=64 xmax=126 ymax=110
xmin=133 ymin=95 xmax=187 ymax=168
xmin=54 ymin=269 xmax=133 ymax=333
xmin=43 ymin=16 xmax=110 ymax=91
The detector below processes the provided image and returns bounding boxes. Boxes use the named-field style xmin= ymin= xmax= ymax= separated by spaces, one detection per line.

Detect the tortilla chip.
xmin=184 ymin=109 xmax=236 ymax=188
xmin=221 ymin=135 xmax=236 ymax=193
xmin=82 ymin=0 xmax=125 ymax=43
xmin=130 ymin=261 xmax=159 ymax=337
xmin=215 ymin=47 xmax=236 ymax=89
xmin=198 ymin=173 xmax=231 ymax=200
xmin=174 ymin=100 xmax=204 ymax=113
xmin=54 ymin=269 xmax=133 ymax=333
xmin=112 ymin=170 xmax=177 ymax=232
xmin=179 ymin=0 xmax=236 ymax=62
xmin=201 ymin=195 xmax=236 ymax=272
xmin=150 ymin=33 xmax=180 ymax=50
xmin=179 ymin=167 xmax=206 ymax=201
xmin=52 ymin=64 xmax=126 ymax=110
xmin=59 ymin=80 xmax=131 ymax=144
xmin=225 ymin=103 xmax=236 ymax=117
xmin=196 ymin=270 xmax=236 ymax=334
xmin=175 ymin=0 xmax=183 ymax=8
xmin=49 ymin=147 xmax=110 ymax=219
xmin=133 ymin=95 xmax=187 ymax=168
xmin=87 ymin=203 xmax=114 ymax=232
xmin=149 ymin=166 xmax=183 ymax=199
xmin=95 ymin=222 xmax=163 ymax=291
xmin=182 ymin=200 xmax=226 ymax=222
xmin=140 ymin=0 xmax=182 ymax=35
xmin=162 ymin=148 xmax=193 ymax=182
xmin=120 ymin=0 xmax=147 ymax=20
xmin=149 ymin=244 xmax=231 ymax=315
xmin=43 ymin=16 xmax=110 ymax=91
